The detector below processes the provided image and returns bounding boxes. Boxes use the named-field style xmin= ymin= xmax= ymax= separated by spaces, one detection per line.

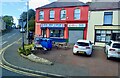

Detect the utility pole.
xmin=27 ymin=1 xmax=29 ymax=44
xmin=20 ymin=19 xmax=25 ymax=50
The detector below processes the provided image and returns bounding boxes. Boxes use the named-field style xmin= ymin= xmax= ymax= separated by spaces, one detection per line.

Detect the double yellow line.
xmin=0 ymin=38 xmax=47 ymax=77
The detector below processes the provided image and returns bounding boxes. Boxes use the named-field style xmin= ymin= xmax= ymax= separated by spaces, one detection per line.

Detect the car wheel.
xmin=104 ymin=47 xmax=106 ymax=53
xmin=106 ymin=51 xmax=110 ymax=60
xmin=87 ymin=53 xmax=92 ymax=57
xmin=73 ymin=52 xmax=77 ymax=55
xmin=107 ymin=56 xmax=110 ymax=60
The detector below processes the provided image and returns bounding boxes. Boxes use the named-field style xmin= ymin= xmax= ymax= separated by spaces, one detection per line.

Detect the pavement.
xmin=1 ymin=29 xmax=119 ymax=77
xmin=2 ymin=35 xmax=90 ymax=77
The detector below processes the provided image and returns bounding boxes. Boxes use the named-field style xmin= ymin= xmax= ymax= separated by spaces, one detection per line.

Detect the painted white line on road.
xmin=0 ymin=41 xmax=8 ymax=46
xmin=7 ymin=33 xmax=16 ymax=39
xmin=0 ymin=38 xmax=22 ymax=55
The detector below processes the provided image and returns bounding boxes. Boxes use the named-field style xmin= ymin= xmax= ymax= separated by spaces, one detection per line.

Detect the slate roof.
xmin=87 ymin=2 xmax=120 ymax=11
xmin=36 ymin=1 xmax=88 ymax=9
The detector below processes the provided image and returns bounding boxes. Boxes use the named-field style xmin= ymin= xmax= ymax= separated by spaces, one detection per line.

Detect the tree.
xmin=20 ymin=9 xmax=35 ymax=32
xmin=28 ymin=9 xmax=35 ymax=20
xmin=2 ymin=16 xmax=14 ymax=28
xmin=28 ymin=19 xmax=35 ymax=31
xmin=20 ymin=12 xmax=27 ymax=22
xmin=20 ymin=9 xmax=35 ymax=22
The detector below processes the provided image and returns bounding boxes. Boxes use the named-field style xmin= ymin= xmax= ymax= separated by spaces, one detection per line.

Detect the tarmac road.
xmin=0 ymin=29 xmax=30 ymax=77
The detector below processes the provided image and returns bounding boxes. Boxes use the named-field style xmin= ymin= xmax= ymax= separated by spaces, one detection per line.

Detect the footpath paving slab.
xmin=3 ymin=43 xmax=89 ymax=76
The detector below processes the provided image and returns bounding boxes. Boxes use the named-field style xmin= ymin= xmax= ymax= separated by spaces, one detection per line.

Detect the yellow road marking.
xmin=0 ymin=38 xmax=22 ymax=55
xmin=0 ymin=38 xmax=46 ymax=77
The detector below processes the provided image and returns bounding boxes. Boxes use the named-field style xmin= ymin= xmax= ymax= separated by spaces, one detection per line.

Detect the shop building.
xmin=87 ymin=2 xmax=120 ymax=47
xmin=35 ymin=1 xmax=89 ymax=43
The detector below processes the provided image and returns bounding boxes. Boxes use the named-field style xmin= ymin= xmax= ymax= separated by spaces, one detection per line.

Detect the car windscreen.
xmin=77 ymin=42 xmax=89 ymax=46
xmin=112 ymin=43 xmax=120 ymax=48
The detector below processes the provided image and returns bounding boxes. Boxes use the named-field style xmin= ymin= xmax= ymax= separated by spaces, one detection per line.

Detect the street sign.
xmin=68 ymin=24 xmax=86 ymax=27
xmin=18 ymin=19 xmax=26 ymax=28
xmin=41 ymin=24 xmax=64 ymax=28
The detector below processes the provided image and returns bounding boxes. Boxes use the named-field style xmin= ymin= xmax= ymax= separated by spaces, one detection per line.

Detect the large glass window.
xmin=39 ymin=11 xmax=44 ymax=20
xmin=104 ymin=12 xmax=113 ymax=25
xmin=50 ymin=10 xmax=54 ymax=20
xmin=74 ymin=9 xmax=80 ymax=20
xmin=50 ymin=30 xmax=64 ymax=38
xmin=95 ymin=30 xmax=111 ymax=42
xmin=60 ymin=9 xmax=66 ymax=20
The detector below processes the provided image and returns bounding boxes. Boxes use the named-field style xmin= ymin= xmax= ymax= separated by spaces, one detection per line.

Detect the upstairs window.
xmin=74 ymin=8 xmax=80 ymax=20
xmin=50 ymin=10 xmax=55 ymax=20
xmin=104 ymin=12 xmax=113 ymax=25
xmin=60 ymin=9 xmax=66 ymax=20
xmin=39 ymin=11 xmax=44 ymax=20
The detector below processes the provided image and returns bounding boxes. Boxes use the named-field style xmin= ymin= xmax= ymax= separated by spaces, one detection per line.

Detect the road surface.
xmin=0 ymin=29 xmax=28 ymax=77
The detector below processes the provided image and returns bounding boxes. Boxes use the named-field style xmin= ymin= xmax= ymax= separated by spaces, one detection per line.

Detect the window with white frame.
xmin=95 ymin=30 xmax=111 ymax=42
xmin=104 ymin=12 xmax=113 ymax=25
xmin=60 ymin=9 xmax=66 ymax=20
xmin=50 ymin=10 xmax=55 ymax=20
xmin=39 ymin=11 xmax=44 ymax=20
xmin=74 ymin=8 xmax=80 ymax=19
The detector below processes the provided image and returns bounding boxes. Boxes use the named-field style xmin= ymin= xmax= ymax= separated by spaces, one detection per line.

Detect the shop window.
xmin=95 ymin=30 xmax=111 ymax=42
xmin=50 ymin=30 xmax=64 ymax=38
xmin=60 ymin=9 xmax=66 ymax=20
xmin=39 ymin=11 xmax=44 ymax=20
xmin=74 ymin=8 xmax=80 ymax=20
xmin=50 ymin=10 xmax=54 ymax=20
xmin=104 ymin=12 xmax=113 ymax=25
xmin=111 ymin=31 xmax=120 ymax=41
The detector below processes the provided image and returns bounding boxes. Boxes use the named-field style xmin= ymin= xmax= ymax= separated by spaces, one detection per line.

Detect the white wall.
xmin=87 ymin=10 xmax=120 ymax=44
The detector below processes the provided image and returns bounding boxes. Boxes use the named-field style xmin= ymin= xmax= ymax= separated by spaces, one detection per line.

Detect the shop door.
xmin=69 ymin=30 xmax=83 ymax=43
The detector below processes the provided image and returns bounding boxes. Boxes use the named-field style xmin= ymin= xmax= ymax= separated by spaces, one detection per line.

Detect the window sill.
xmin=61 ymin=19 xmax=66 ymax=20
xmin=50 ymin=37 xmax=64 ymax=39
xmin=40 ymin=19 xmax=44 ymax=21
xmin=50 ymin=19 xmax=54 ymax=21
xmin=74 ymin=18 xmax=80 ymax=20
xmin=95 ymin=41 xmax=107 ymax=43
xmin=103 ymin=24 xmax=113 ymax=26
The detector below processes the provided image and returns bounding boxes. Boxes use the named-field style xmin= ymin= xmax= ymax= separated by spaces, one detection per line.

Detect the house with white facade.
xmin=87 ymin=2 xmax=120 ymax=47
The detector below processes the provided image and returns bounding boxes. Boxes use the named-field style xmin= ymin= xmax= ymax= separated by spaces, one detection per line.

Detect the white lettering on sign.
xmin=41 ymin=24 xmax=64 ymax=27
xmin=68 ymin=24 xmax=86 ymax=27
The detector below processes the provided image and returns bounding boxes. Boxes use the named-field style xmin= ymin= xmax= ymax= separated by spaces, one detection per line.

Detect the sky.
xmin=1 ymin=0 xmax=91 ymax=25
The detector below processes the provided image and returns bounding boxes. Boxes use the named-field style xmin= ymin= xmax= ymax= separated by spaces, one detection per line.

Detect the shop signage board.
xmin=68 ymin=24 xmax=86 ymax=27
xmin=41 ymin=24 xmax=64 ymax=28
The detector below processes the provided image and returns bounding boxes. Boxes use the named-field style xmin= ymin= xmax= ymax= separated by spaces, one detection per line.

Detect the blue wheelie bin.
xmin=40 ymin=38 xmax=52 ymax=50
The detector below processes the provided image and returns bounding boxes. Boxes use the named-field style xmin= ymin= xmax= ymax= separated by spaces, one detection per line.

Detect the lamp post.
xmin=26 ymin=1 xmax=29 ymax=44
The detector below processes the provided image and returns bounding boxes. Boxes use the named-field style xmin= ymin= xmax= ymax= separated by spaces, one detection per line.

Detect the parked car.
xmin=105 ymin=40 xmax=120 ymax=59
xmin=73 ymin=40 xmax=93 ymax=56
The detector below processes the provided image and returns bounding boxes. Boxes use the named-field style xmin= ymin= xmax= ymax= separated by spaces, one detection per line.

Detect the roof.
xmin=87 ymin=2 xmax=120 ymax=11
xmin=36 ymin=1 xmax=88 ymax=9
